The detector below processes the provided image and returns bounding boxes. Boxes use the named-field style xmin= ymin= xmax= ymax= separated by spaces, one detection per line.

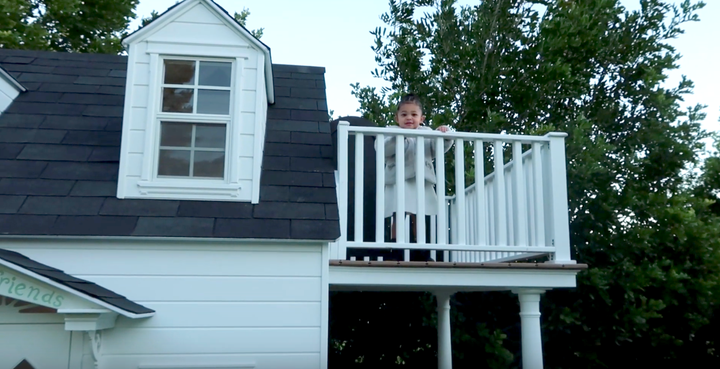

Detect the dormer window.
xmin=156 ymin=58 xmax=233 ymax=180
xmin=115 ymin=0 xmax=275 ymax=203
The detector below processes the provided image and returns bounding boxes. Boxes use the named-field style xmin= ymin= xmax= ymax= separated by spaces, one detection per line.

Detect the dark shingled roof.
xmin=0 ymin=48 xmax=340 ymax=240
xmin=0 ymin=248 xmax=154 ymax=315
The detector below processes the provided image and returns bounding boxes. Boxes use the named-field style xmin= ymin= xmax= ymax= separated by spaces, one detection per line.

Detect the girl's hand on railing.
xmin=436 ymin=125 xmax=452 ymax=133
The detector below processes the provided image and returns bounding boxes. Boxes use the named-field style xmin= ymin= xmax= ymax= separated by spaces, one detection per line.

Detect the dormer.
xmin=116 ymin=0 xmax=274 ymax=203
xmin=0 ymin=67 xmax=25 ymax=115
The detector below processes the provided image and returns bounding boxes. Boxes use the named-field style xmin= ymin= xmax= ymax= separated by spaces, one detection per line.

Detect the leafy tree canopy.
xmin=0 ymin=0 xmax=263 ymax=55
xmin=339 ymin=0 xmax=720 ymax=367
xmin=0 ymin=0 xmax=139 ymax=54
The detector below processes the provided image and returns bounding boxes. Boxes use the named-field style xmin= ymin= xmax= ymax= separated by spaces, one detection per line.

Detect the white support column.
xmin=513 ymin=289 xmax=546 ymax=369
xmin=435 ymin=290 xmax=454 ymax=369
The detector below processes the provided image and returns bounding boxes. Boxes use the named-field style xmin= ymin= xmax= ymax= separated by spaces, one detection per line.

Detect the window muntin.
xmin=156 ymin=58 xmax=233 ymax=180
xmin=157 ymin=122 xmax=226 ymax=178
xmin=161 ymin=60 xmax=232 ymax=115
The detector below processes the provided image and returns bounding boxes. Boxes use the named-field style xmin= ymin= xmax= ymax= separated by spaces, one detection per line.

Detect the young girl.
xmin=378 ymin=94 xmax=453 ymax=250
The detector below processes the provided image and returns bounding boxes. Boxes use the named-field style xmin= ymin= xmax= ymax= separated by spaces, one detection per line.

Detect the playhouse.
xmin=0 ymin=1 xmax=585 ymax=368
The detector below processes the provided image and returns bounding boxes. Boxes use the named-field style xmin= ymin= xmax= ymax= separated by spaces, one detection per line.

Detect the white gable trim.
xmin=0 ymin=67 xmax=26 ymax=93
xmin=0 ymin=258 xmax=153 ymax=319
xmin=122 ymin=0 xmax=274 ymax=103
xmin=0 ymin=67 xmax=25 ymax=114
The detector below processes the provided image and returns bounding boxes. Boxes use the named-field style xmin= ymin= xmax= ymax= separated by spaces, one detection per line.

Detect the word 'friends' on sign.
xmin=0 ymin=270 xmax=65 ymax=308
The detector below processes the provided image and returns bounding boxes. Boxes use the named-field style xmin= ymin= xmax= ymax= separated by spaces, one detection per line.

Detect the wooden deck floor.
xmin=330 ymin=260 xmax=588 ymax=270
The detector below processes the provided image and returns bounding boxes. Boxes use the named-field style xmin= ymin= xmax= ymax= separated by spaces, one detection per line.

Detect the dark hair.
xmin=397 ymin=93 xmax=423 ymax=112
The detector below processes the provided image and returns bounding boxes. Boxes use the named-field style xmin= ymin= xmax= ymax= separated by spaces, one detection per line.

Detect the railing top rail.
xmin=340 ymin=123 xmax=562 ymax=142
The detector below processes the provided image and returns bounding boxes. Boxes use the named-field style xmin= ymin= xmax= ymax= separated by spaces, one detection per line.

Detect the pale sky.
xmin=130 ymin=0 xmax=719 ymax=134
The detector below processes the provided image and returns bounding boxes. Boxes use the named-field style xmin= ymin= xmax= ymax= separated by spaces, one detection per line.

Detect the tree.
xmin=0 ymin=0 xmax=264 ymax=55
xmin=138 ymin=5 xmax=264 ymax=40
xmin=0 ymin=0 xmax=139 ymax=54
xmin=338 ymin=0 xmax=720 ymax=367
xmin=233 ymin=7 xmax=264 ymax=39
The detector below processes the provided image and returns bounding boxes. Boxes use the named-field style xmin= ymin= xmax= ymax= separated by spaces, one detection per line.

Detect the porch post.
xmin=513 ymin=289 xmax=546 ymax=369
xmin=435 ymin=290 xmax=453 ymax=369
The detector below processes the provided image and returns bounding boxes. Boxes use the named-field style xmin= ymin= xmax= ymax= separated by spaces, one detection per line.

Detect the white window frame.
xmin=136 ymin=53 xmax=247 ymax=200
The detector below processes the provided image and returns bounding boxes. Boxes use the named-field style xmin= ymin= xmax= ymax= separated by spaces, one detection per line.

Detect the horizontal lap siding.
xmin=118 ymin=302 xmax=321 ymax=328
xmin=148 ymin=23 xmax=250 ymax=47
xmin=5 ymin=240 xmax=324 ymax=369
xmin=86 ymin=275 xmax=320 ymax=302
xmin=103 ymin=354 xmax=320 ymax=369
xmin=103 ymin=328 xmax=320 ymax=355
xmin=14 ymin=246 xmax=321 ymax=276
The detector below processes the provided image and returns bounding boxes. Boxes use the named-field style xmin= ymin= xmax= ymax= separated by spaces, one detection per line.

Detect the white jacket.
xmin=376 ymin=126 xmax=454 ymax=185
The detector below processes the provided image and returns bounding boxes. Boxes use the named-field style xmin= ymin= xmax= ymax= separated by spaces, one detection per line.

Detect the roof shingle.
xmin=0 ymin=49 xmax=339 ymax=241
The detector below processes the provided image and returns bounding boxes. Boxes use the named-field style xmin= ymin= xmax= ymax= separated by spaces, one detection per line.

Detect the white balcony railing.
xmin=331 ymin=121 xmax=574 ymax=264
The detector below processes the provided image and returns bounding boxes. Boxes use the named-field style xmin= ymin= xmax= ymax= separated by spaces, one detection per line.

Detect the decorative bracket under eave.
xmin=59 ymin=309 xmax=118 ymax=369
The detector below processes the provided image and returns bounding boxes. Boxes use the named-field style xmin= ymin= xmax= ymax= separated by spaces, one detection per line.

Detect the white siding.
xmin=0 ymin=74 xmax=20 ymax=114
xmin=4 ymin=240 xmax=325 ymax=369
xmin=117 ymin=0 xmax=266 ymax=202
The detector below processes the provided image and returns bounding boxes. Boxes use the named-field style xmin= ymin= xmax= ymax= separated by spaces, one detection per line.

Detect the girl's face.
xmin=395 ymin=102 xmax=425 ymax=129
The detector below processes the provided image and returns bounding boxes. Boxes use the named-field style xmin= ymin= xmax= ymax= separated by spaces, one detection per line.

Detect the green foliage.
xmin=339 ymin=0 xmax=720 ymax=366
xmin=138 ymin=10 xmax=161 ymax=29
xmin=0 ymin=0 xmax=139 ymax=54
xmin=233 ymin=7 xmax=264 ymax=40
xmin=138 ymin=4 xmax=264 ymax=40
xmin=0 ymin=0 xmax=265 ymax=55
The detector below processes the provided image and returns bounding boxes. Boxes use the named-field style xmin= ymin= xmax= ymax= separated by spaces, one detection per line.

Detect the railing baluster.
xmin=494 ymin=141 xmax=507 ymax=247
xmin=532 ymin=142 xmax=545 ymax=247
xmin=375 ymin=134 xmax=386 ymax=244
xmin=435 ymin=137 xmax=447 ymax=246
xmin=474 ymin=140 xmax=486 ymax=247
xmin=416 ymin=137 xmax=426 ymax=247
xmin=450 ymin=198 xmax=458 ymax=246
xmin=354 ymin=133 xmax=365 ymax=244
xmin=526 ymin=150 xmax=536 ymax=247
xmin=455 ymin=139 xmax=466 ymax=245
xmin=513 ymin=142 xmax=528 ymax=247
xmin=395 ymin=134 xmax=406 ymax=255
xmin=488 ymin=183 xmax=495 ymax=261
xmin=505 ymin=172 xmax=512 ymax=258
xmin=430 ymin=216 xmax=437 ymax=261
xmin=337 ymin=121 xmax=350 ymax=260
xmin=467 ymin=188 xmax=474 ymax=262
xmin=502 ymin=164 xmax=515 ymax=250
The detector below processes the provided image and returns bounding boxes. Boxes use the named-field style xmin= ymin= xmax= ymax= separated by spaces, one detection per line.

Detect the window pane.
xmin=199 ymin=61 xmax=232 ymax=87
xmin=195 ymin=124 xmax=226 ymax=149
xmin=158 ymin=150 xmax=190 ymax=176
xmin=197 ymin=89 xmax=230 ymax=115
xmin=160 ymin=122 xmax=192 ymax=147
xmin=164 ymin=60 xmax=195 ymax=85
xmin=194 ymin=151 xmax=225 ymax=178
xmin=162 ymin=88 xmax=194 ymax=113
